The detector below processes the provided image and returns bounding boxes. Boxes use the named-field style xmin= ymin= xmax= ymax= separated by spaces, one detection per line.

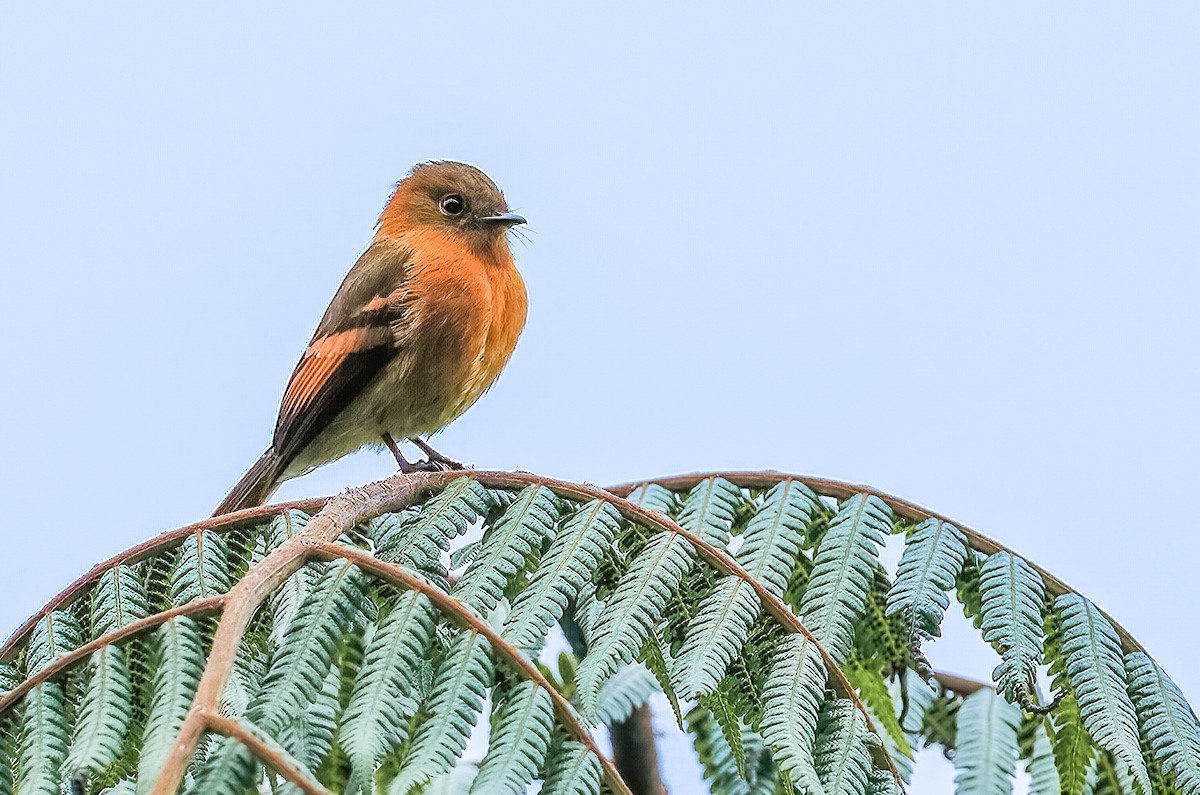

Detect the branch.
xmin=310 ymin=542 xmax=635 ymax=795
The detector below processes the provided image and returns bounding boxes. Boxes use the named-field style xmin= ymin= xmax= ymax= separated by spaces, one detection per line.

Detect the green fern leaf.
xmin=219 ymin=640 xmax=267 ymax=719
xmin=1051 ymin=691 xmax=1095 ymax=795
xmin=978 ymin=552 xmax=1045 ymax=705
xmin=25 ymin=609 xmax=82 ymax=673
xmin=868 ymin=768 xmax=900 ymax=795
xmin=1055 ymin=594 xmax=1150 ymax=794
xmin=760 ymin=632 xmax=827 ymax=793
xmin=375 ymin=477 xmax=498 ymax=577
xmin=136 ymin=616 xmax=206 ymax=794
xmin=470 ymin=680 xmax=553 ymax=795
xmin=388 ymin=630 xmax=493 ymax=794
xmin=16 ymin=683 xmax=70 ymax=795
xmin=0 ymin=662 xmax=19 ymax=694
xmin=1027 ymin=720 xmax=1062 ymax=795
xmin=248 ymin=561 xmax=367 ymax=736
xmin=571 ymin=479 xmax=742 ymax=712
xmin=64 ymin=646 xmax=133 ymax=780
xmin=341 ymin=590 xmax=437 ymax=793
xmin=953 ymin=688 xmax=1022 ymax=795
xmin=595 ymin=663 xmax=658 ymax=726
xmin=452 ymin=484 xmax=561 ymax=616
xmin=0 ymin=717 xmax=13 ymax=795
xmin=885 ymin=518 xmax=968 ymax=645
xmin=502 ymin=500 xmax=621 ymax=654
xmin=267 ymin=512 xmax=319 ymax=642
xmin=814 ymin=698 xmax=876 ymax=795
xmin=1125 ymin=652 xmax=1200 ymax=794
xmin=540 ymin=737 xmax=601 ymax=795
xmin=675 ymin=481 xmax=818 ymax=697
xmin=92 ymin=563 xmax=151 ymax=636
xmin=186 ymin=735 xmax=257 ymax=795
xmin=625 ymin=483 xmax=679 ymax=515
xmin=843 ymin=661 xmax=911 ymax=763
xmin=171 ymin=530 xmax=233 ymax=604
xmin=800 ymin=493 xmax=891 ymax=665
xmin=687 ymin=704 xmax=753 ymax=795
xmin=277 ymin=665 xmax=342 ymax=790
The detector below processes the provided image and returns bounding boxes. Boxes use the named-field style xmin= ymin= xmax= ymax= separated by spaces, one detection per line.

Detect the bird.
xmin=213 ymin=161 xmax=528 ymax=515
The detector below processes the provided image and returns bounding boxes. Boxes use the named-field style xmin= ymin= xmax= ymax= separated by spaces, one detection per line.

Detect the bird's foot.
xmin=409 ymin=437 xmax=469 ymax=471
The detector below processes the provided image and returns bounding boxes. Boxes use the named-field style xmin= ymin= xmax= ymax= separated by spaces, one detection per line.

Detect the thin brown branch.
xmin=0 ymin=596 xmax=224 ymax=718
xmin=205 ymin=712 xmax=333 ymax=795
xmin=148 ymin=475 xmax=431 ymax=795
xmin=310 ymin=541 xmax=636 ymax=795
xmin=606 ymin=471 xmax=1148 ymax=656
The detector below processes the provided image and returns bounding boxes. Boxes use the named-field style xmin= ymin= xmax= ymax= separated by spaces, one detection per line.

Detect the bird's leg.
xmin=409 ymin=437 xmax=468 ymax=471
xmin=382 ymin=433 xmax=421 ymax=474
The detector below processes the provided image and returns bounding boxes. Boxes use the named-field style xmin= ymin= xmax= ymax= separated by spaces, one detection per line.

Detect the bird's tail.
xmin=213 ymin=449 xmax=284 ymax=516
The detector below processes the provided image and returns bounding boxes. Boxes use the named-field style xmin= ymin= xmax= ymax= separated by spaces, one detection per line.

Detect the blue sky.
xmin=2 ymin=3 xmax=1197 ymax=791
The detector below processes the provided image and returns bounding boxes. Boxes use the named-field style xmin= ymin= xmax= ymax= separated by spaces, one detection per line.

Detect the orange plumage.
xmin=215 ymin=161 xmax=527 ymax=515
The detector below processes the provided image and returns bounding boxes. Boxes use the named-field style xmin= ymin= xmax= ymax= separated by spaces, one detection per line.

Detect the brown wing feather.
xmin=271 ymin=241 xmax=412 ymax=469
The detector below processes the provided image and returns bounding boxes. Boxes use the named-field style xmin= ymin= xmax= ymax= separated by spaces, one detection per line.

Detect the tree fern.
xmin=952 ymin=688 xmax=1022 ymax=795
xmin=276 ymin=664 xmax=342 ymax=788
xmin=452 ymin=484 xmax=561 ymax=616
xmin=885 ymin=518 xmax=968 ymax=651
xmin=1125 ymin=652 xmax=1200 ymax=794
xmin=136 ymin=616 xmax=206 ymax=794
xmin=470 ymin=679 xmax=554 ymax=795
xmin=1055 ymin=594 xmax=1150 ymax=794
xmin=594 ymin=663 xmax=658 ymax=726
xmin=1027 ymin=720 xmax=1062 ymax=795
xmin=844 ymin=661 xmax=911 ymax=773
xmin=374 ymin=476 xmax=498 ymax=577
xmin=978 ymin=552 xmax=1045 ymax=707
xmin=341 ymin=590 xmax=437 ymax=793
xmin=814 ymin=697 xmax=877 ymax=795
xmin=248 ymin=560 xmax=367 ymax=736
xmin=760 ymin=632 xmax=827 ymax=792
xmin=540 ymin=736 xmax=602 ymax=795
xmin=171 ymin=530 xmax=233 ymax=604
xmin=676 ymin=480 xmax=818 ymax=696
xmin=502 ymin=499 xmax=620 ymax=654
xmin=687 ymin=704 xmax=754 ymax=795
xmin=24 ymin=610 xmax=82 ymax=673
xmin=16 ymin=682 xmax=70 ymax=795
xmin=800 ymin=493 xmax=891 ymax=665
xmin=575 ymin=478 xmax=741 ymax=713
xmin=388 ymin=630 xmax=493 ymax=795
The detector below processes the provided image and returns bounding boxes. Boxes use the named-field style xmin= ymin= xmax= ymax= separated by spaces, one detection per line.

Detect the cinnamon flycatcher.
xmin=214 ymin=161 xmax=527 ymax=515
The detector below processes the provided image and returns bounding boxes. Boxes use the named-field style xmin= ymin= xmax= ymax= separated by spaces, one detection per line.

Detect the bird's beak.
xmin=481 ymin=212 xmax=527 ymax=227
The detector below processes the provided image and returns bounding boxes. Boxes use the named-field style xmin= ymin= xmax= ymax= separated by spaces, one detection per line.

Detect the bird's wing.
xmin=272 ymin=240 xmax=412 ymax=469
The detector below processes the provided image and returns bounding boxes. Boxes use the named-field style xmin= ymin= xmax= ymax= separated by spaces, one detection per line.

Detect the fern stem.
xmin=310 ymin=541 xmax=636 ymax=795
xmin=204 ymin=712 xmax=332 ymax=795
xmin=0 ymin=596 xmax=223 ymax=719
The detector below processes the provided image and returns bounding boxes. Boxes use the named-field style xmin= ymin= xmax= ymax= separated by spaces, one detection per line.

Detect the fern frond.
xmin=16 ymin=683 xmax=70 ymax=795
xmin=1027 ymin=720 xmax=1061 ymax=795
xmin=25 ymin=610 xmax=82 ymax=673
xmin=268 ymin=513 xmax=318 ymax=642
xmin=978 ymin=552 xmax=1045 ymax=706
xmin=248 ymin=561 xmax=367 ymax=736
xmin=374 ymin=477 xmax=497 ymax=576
xmin=844 ymin=662 xmax=911 ymax=770
xmin=540 ymin=737 xmax=602 ymax=795
xmin=388 ymin=630 xmax=493 ymax=795
xmin=341 ymin=590 xmax=437 ymax=794
xmin=469 ymin=679 xmax=553 ymax=795
xmin=677 ymin=477 xmax=744 ymax=547
xmin=276 ymin=665 xmax=341 ymax=788
xmin=624 ymin=483 xmax=679 ymax=515
xmin=1126 ymin=652 xmax=1200 ymax=794
xmin=952 ymin=688 xmax=1021 ymax=795
xmin=800 ymin=493 xmax=891 ymax=664
xmin=0 ymin=717 xmax=13 ymax=795
xmin=868 ymin=768 xmax=900 ymax=795
xmin=64 ymin=645 xmax=133 ymax=780
xmin=675 ymin=481 xmax=817 ymax=697
xmin=595 ymin=663 xmax=658 ymax=726
xmin=1055 ymin=594 xmax=1150 ymax=794
xmin=171 ymin=530 xmax=233 ymax=604
xmin=885 ymin=518 xmax=968 ymax=647
xmin=92 ymin=563 xmax=150 ymax=636
xmin=452 ymin=484 xmax=561 ymax=616
xmin=220 ymin=640 xmax=267 ymax=719
xmin=502 ymin=500 xmax=620 ymax=654
xmin=136 ymin=616 xmax=206 ymax=793
xmin=814 ymin=697 xmax=876 ymax=795
xmin=687 ymin=704 xmax=753 ymax=795
xmin=184 ymin=735 xmax=256 ymax=795
xmin=760 ymin=632 xmax=827 ymax=793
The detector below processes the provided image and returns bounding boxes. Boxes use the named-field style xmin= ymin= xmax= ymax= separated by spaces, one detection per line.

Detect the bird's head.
xmin=377 ymin=161 xmax=525 ymax=256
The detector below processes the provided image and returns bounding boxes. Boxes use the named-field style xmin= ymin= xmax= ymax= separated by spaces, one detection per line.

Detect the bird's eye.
xmin=440 ymin=194 xmax=465 ymax=215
